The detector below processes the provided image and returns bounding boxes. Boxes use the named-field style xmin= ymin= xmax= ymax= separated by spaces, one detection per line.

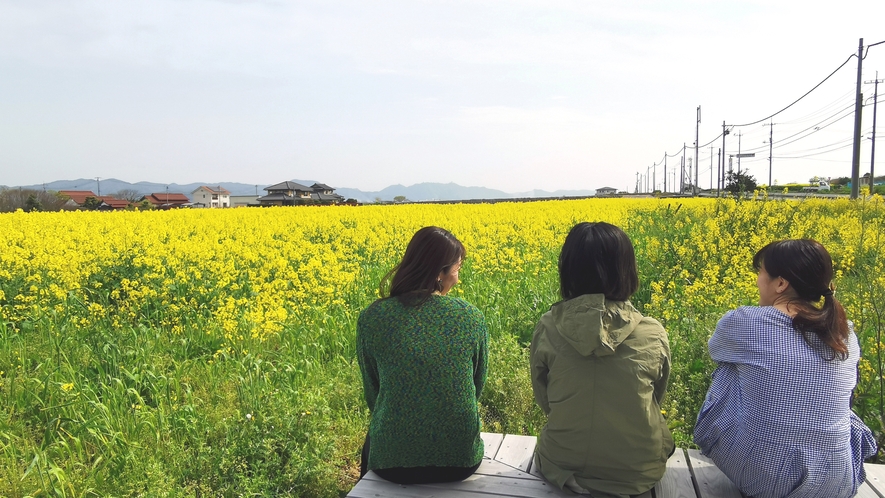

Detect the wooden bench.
xmin=347 ymin=432 xmax=885 ymax=497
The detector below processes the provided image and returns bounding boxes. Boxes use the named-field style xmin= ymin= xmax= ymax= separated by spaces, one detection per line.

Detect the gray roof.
xmin=265 ymin=181 xmax=312 ymax=192
xmin=256 ymin=193 xmax=294 ymax=201
xmin=311 ymin=183 xmax=334 ymax=190
xmin=311 ymin=192 xmax=344 ymax=201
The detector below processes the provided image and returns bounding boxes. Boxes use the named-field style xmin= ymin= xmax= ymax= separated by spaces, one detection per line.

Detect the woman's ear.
xmin=775 ymin=277 xmax=790 ymax=294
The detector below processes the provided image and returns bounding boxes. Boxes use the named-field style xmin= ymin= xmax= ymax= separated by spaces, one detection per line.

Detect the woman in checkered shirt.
xmin=694 ymin=239 xmax=876 ymax=498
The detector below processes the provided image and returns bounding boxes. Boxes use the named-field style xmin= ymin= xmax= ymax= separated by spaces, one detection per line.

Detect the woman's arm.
xmin=474 ymin=314 xmax=489 ymax=400
xmin=530 ymin=320 xmax=552 ymax=415
xmin=356 ymin=317 xmax=380 ymax=411
xmin=654 ymin=332 xmax=671 ymax=405
xmin=708 ymin=308 xmax=761 ymax=364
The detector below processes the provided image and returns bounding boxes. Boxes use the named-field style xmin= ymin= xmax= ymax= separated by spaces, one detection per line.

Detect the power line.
xmin=732 ymin=53 xmax=856 ymax=127
xmin=776 ymin=141 xmax=855 ymax=159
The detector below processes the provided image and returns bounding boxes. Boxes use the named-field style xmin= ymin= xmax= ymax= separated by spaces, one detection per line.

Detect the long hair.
xmin=753 ymin=239 xmax=848 ymax=360
xmin=380 ymin=226 xmax=465 ymax=306
xmin=559 ymin=222 xmax=639 ymax=301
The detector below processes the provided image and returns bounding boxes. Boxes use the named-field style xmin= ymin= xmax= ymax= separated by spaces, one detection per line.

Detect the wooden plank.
xmin=686 ymin=449 xmax=742 ymax=498
xmin=495 ymin=434 xmax=538 ymax=472
xmin=347 ymin=461 xmax=576 ymax=498
xmin=476 ymin=458 xmax=544 ymax=480
xmin=655 ymin=448 xmax=697 ymax=498
xmin=857 ymin=482 xmax=883 ymax=498
xmin=865 ymin=463 xmax=885 ymax=497
xmin=482 ymin=432 xmax=505 ymax=460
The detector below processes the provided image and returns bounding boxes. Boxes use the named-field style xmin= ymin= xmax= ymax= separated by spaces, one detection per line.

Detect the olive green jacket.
xmin=530 ymin=294 xmax=673 ymax=497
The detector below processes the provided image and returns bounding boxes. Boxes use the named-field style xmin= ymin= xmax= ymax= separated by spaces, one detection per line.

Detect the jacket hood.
xmin=550 ymin=294 xmax=642 ymax=357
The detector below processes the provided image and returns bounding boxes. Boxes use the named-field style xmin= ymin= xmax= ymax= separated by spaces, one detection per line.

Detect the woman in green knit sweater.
xmin=357 ymin=226 xmax=489 ymax=484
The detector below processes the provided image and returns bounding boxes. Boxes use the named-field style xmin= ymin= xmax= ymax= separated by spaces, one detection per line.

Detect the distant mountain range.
xmin=4 ymin=178 xmax=596 ymax=203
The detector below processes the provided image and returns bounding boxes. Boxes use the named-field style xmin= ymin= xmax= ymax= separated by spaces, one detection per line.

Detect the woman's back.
xmin=708 ymin=307 xmax=855 ymax=445
xmin=357 ymin=295 xmax=488 ymax=470
xmin=532 ymin=294 xmax=673 ymax=495
xmin=695 ymin=306 xmax=874 ymax=498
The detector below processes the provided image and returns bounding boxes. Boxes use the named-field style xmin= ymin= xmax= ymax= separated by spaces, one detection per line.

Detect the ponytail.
xmin=792 ymin=289 xmax=849 ymax=361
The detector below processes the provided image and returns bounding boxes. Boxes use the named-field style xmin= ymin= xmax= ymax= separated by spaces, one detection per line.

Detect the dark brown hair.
xmin=559 ymin=222 xmax=639 ymax=301
xmin=753 ymin=239 xmax=848 ymax=360
xmin=381 ymin=226 xmax=465 ymax=306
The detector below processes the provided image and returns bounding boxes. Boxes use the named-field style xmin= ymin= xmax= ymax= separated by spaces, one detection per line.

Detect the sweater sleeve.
xmin=530 ymin=316 xmax=552 ymax=415
xmin=474 ymin=315 xmax=489 ymax=401
xmin=356 ymin=313 xmax=379 ymax=412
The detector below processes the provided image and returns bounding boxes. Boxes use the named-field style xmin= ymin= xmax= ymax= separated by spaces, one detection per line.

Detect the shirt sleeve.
xmin=708 ymin=308 xmax=763 ymax=365
xmin=356 ymin=314 xmax=380 ymax=412
xmin=530 ymin=318 xmax=552 ymax=415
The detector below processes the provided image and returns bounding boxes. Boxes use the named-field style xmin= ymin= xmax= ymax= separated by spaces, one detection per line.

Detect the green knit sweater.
xmin=357 ymin=295 xmax=488 ymax=470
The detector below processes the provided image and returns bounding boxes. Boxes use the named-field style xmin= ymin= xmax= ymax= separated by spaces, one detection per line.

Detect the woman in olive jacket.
xmin=531 ymin=222 xmax=673 ymax=497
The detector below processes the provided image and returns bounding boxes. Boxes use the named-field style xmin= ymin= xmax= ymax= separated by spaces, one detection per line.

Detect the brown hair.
xmin=753 ymin=239 xmax=848 ymax=360
xmin=381 ymin=226 xmax=465 ymax=306
xmin=559 ymin=222 xmax=639 ymax=301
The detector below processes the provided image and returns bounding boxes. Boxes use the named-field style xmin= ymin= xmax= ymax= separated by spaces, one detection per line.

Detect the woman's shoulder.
xmin=359 ymin=297 xmax=401 ymax=320
xmin=718 ymin=305 xmax=786 ymax=327
xmin=434 ymin=295 xmax=482 ymax=313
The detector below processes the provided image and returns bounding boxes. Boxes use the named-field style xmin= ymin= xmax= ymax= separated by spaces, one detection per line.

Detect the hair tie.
xmin=821 ymin=289 xmax=833 ymax=297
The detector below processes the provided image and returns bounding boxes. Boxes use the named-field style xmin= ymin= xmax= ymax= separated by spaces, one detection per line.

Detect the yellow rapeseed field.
xmin=1 ymin=196 xmax=884 ymax=496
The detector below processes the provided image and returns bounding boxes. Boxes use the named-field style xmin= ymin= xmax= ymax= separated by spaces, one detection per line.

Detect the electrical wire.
xmin=731 ymin=54 xmax=855 ymax=127
xmin=644 ymin=41 xmax=884 ymax=179
xmin=863 ymin=40 xmax=885 ymax=59
xmin=776 ymin=141 xmax=855 ymax=159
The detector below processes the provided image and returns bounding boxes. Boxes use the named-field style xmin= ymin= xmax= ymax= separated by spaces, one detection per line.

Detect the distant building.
xmin=595 ymin=187 xmax=617 ymax=196
xmin=309 ymin=183 xmax=345 ymax=203
xmin=57 ymin=190 xmax=132 ymax=210
xmin=191 ymin=186 xmax=231 ymax=208
xmin=142 ymin=192 xmax=191 ymax=209
xmin=257 ymin=181 xmax=344 ymax=206
xmin=230 ymin=195 xmax=260 ymax=207
xmin=97 ymin=196 xmax=132 ymax=210
xmin=58 ymin=190 xmax=100 ymax=208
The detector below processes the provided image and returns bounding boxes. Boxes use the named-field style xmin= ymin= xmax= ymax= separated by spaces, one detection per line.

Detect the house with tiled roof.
xmin=97 ymin=196 xmax=132 ymax=210
xmin=309 ymin=183 xmax=345 ymax=203
xmin=141 ymin=192 xmax=191 ymax=209
xmin=58 ymin=190 xmax=100 ymax=207
xmin=191 ymin=186 xmax=231 ymax=208
xmin=256 ymin=180 xmax=346 ymax=206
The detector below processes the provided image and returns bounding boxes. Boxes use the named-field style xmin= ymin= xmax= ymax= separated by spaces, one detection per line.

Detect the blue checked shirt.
xmin=694 ymin=306 xmax=876 ymax=498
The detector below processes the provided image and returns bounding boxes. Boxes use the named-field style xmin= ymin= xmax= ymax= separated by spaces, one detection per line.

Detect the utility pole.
xmin=648 ymin=166 xmax=653 ymax=192
xmin=866 ymin=71 xmax=883 ymax=195
xmin=736 ymin=131 xmax=743 ymax=175
xmin=764 ymin=121 xmax=776 ymax=187
xmin=721 ymin=121 xmax=730 ymax=192
xmin=710 ymin=147 xmax=714 ymax=190
xmin=851 ymin=38 xmax=864 ymax=199
xmin=653 ymin=163 xmax=656 ymax=193
xmin=96 ymin=177 xmax=101 ymax=196
xmin=681 ymin=144 xmax=686 ymax=193
xmin=687 ymin=158 xmax=693 ymax=194
xmin=695 ymin=106 xmax=701 ymax=196
xmin=664 ymin=155 xmax=667 ymax=193
xmin=717 ymin=149 xmax=721 ymax=195
xmin=635 ymin=172 xmax=639 ymax=193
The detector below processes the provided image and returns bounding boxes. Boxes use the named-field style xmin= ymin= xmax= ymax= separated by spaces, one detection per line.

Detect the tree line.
xmin=0 ymin=188 xmax=153 ymax=213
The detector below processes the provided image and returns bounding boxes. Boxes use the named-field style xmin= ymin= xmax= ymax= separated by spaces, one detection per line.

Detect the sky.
xmin=1 ymin=1 xmax=884 ymax=193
